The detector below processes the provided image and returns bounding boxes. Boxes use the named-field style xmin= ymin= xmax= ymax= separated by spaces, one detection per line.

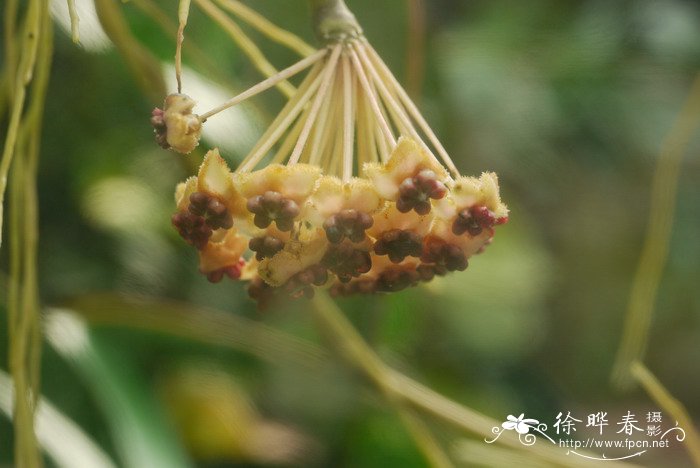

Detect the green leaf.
xmin=45 ymin=310 xmax=193 ymax=468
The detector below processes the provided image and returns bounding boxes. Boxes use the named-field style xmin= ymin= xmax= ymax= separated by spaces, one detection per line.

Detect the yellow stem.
xmin=270 ymin=99 xmax=310 ymax=165
xmin=214 ymin=0 xmax=316 ymax=57
xmin=308 ymin=71 xmax=335 ymax=167
xmin=354 ymin=41 xmax=444 ymax=169
xmin=348 ymin=45 xmax=395 ymax=149
xmin=70 ymin=292 xmax=628 ymax=467
xmin=309 ymin=293 xmax=631 ymax=467
xmin=289 ymin=45 xmax=342 ymax=165
xmin=354 ymin=41 xmax=417 ymax=139
xmin=5 ymin=6 xmax=52 ymax=465
xmin=355 ymin=73 xmax=369 ymax=174
xmin=63 ymin=294 xmax=327 ymax=368
xmin=4 ymin=0 xmax=19 ymax=94
xmin=0 ymin=0 xmax=40 ymax=256
xmin=321 ymin=70 xmax=344 ymax=173
xmin=237 ymin=62 xmax=321 ymax=169
xmin=26 ymin=2 xmax=53 ymax=399
xmin=373 ymin=111 xmax=390 ymax=162
xmin=611 ymin=74 xmax=700 ymax=389
xmin=66 ymin=0 xmax=80 ymax=43
xmin=327 ymin=70 xmax=345 ymax=176
xmin=193 ymin=0 xmax=295 ymax=98
xmin=341 ymin=51 xmax=355 ymax=182
xmin=237 ymin=64 xmax=325 ymax=172
xmin=396 ymin=408 xmax=454 ymax=468
xmin=200 ymin=48 xmax=327 ymax=121
xmin=6 ymin=57 xmax=23 ymax=468
xmin=175 ymin=0 xmax=191 ymax=93
xmin=631 ymin=362 xmax=700 ymax=466
xmin=363 ymin=39 xmax=460 ymax=177
xmin=131 ymin=0 xmax=233 ymax=89
xmin=93 ymin=0 xmax=166 ymax=102
xmin=361 ymin=80 xmax=380 ymax=165
xmin=309 ymin=292 xmax=454 ymax=468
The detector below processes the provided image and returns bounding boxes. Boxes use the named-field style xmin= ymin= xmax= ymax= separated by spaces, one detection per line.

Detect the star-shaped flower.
xmin=364 ymin=137 xmax=449 ymax=212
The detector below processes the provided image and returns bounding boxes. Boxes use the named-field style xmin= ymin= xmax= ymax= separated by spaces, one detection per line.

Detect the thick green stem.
xmin=310 ymin=0 xmax=362 ymax=44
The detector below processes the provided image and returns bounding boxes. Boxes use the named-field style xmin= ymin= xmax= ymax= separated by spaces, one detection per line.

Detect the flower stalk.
xmin=198 ymin=48 xmax=328 ymax=122
xmin=193 ymin=0 xmax=297 ymax=97
xmin=631 ymin=362 xmax=700 ymax=466
xmin=310 ymin=0 xmax=362 ymax=44
xmin=215 ymin=0 xmax=316 ymax=57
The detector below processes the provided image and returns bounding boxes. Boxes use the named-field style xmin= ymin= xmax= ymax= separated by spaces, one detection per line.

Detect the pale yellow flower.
xmin=162 ymin=22 xmax=509 ymax=306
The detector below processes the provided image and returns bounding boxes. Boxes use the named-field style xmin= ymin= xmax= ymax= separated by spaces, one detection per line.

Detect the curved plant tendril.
xmin=612 ymin=75 xmax=700 ymax=389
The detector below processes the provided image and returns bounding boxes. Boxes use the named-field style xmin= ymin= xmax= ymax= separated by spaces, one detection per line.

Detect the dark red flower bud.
xmin=246 ymin=191 xmax=300 ymax=231
xmin=376 ymin=267 xmax=420 ymax=292
xmin=151 ymin=108 xmax=170 ymax=149
xmin=421 ymin=237 xmax=468 ymax=272
xmin=283 ymin=264 xmax=328 ymax=299
xmin=452 ymin=205 xmax=497 ymax=236
xmin=322 ymin=243 xmax=372 ymax=282
xmin=396 ymin=169 xmax=447 ymax=215
xmin=323 ymin=209 xmax=373 ymax=244
xmin=249 ymin=235 xmax=285 ymax=261
xmin=172 ymin=211 xmax=213 ymax=250
xmin=374 ymin=229 xmax=423 ymax=263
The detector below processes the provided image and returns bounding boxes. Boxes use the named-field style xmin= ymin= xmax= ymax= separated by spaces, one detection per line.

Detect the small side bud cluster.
xmin=397 ymin=170 xmax=447 ymax=215
xmin=172 ymin=211 xmax=212 ymax=250
xmin=247 ymin=191 xmax=300 ymax=231
xmin=323 ymin=209 xmax=373 ymax=243
xmin=284 ymin=265 xmax=328 ymax=299
xmin=172 ymin=192 xmax=232 ymax=249
xmin=188 ymin=192 xmax=233 ymax=229
xmin=151 ymin=94 xmax=202 ymax=154
xmin=374 ymin=229 xmax=423 ymax=263
xmin=249 ymin=235 xmax=285 ymax=261
xmin=452 ymin=205 xmax=500 ymax=236
xmin=421 ymin=237 xmax=468 ymax=273
xmin=151 ymin=108 xmax=169 ymax=149
xmin=322 ymin=243 xmax=372 ymax=282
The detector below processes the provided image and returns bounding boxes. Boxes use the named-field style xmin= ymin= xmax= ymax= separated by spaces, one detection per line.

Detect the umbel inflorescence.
xmin=153 ymin=1 xmax=508 ymax=307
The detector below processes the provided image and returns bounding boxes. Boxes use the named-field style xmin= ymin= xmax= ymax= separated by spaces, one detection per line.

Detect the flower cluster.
xmin=172 ymin=138 xmax=507 ymax=306
xmin=157 ymin=24 xmax=508 ymax=307
xmin=151 ymin=94 xmax=202 ymax=154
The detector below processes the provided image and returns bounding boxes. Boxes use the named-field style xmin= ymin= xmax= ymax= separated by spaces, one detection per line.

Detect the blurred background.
xmin=1 ymin=0 xmax=699 ymax=466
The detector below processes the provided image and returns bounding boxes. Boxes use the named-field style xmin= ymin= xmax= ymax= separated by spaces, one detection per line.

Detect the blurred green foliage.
xmin=2 ymin=0 xmax=700 ymax=466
